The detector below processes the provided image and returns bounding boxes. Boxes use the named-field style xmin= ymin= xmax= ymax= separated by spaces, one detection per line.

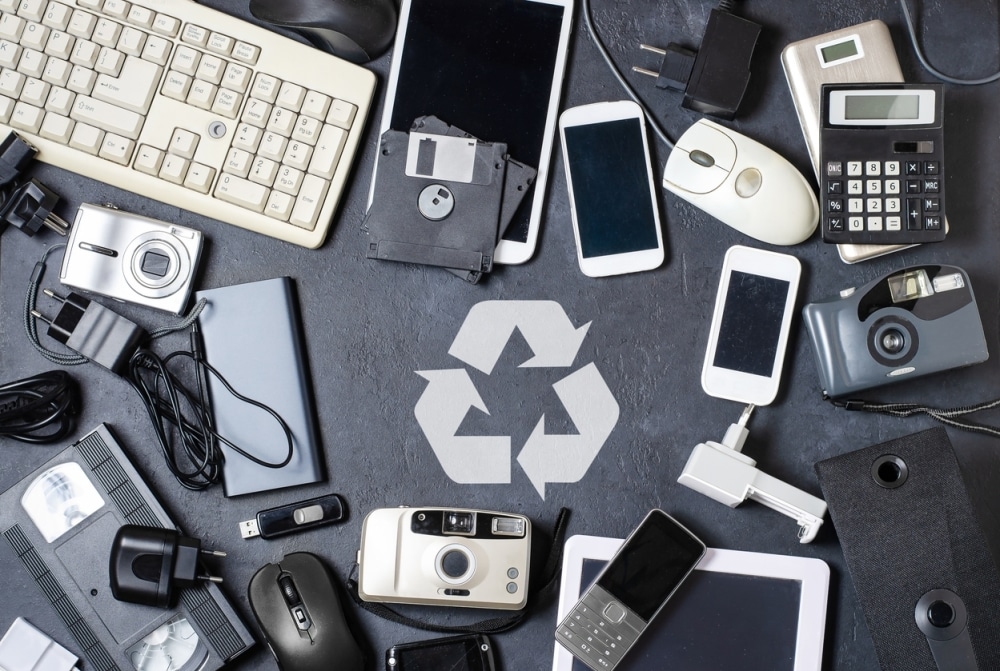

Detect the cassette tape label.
xmin=22 ymin=463 xmax=105 ymax=543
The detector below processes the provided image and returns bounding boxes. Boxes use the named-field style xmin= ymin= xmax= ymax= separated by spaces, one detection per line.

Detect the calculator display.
xmin=845 ymin=94 xmax=920 ymax=121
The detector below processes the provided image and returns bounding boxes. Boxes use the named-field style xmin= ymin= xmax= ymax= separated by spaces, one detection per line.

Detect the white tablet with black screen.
xmin=552 ymin=535 xmax=830 ymax=671
xmin=371 ymin=0 xmax=574 ymax=265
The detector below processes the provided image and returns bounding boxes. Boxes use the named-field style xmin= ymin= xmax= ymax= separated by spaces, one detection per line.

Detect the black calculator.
xmin=820 ymin=83 xmax=946 ymax=246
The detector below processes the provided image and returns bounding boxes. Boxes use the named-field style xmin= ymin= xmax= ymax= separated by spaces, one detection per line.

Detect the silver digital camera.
xmin=357 ymin=507 xmax=531 ymax=610
xmin=60 ymin=204 xmax=204 ymax=315
xmin=802 ymin=264 xmax=989 ymax=397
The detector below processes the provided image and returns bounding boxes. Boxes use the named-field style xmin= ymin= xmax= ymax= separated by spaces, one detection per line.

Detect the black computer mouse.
xmin=249 ymin=0 xmax=398 ymax=64
xmin=248 ymin=552 xmax=365 ymax=671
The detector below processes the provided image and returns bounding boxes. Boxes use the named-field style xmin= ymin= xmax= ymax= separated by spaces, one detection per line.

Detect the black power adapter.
xmin=633 ymin=6 xmax=761 ymax=120
xmin=110 ymin=525 xmax=226 ymax=608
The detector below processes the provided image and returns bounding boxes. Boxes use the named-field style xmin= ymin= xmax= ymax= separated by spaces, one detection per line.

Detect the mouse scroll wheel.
xmin=689 ymin=150 xmax=716 ymax=168
xmin=278 ymin=575 xmax=303 ymax=608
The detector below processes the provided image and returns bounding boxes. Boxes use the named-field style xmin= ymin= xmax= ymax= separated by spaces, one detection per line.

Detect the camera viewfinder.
xmin=443 ymin=511 xmax=476 ymax=535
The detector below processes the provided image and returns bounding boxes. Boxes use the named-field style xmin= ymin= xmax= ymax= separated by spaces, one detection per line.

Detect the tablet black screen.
xmin=573 ymin=559 xmax=801 ymax=671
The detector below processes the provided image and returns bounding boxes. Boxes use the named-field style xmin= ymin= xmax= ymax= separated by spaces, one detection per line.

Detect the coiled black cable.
xmin=0 ymin=370 xmax=79 ymax=443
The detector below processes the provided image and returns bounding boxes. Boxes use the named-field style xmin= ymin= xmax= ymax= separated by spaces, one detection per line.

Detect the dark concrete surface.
xmin=3 ymin=1 xmax=1000 ymax=669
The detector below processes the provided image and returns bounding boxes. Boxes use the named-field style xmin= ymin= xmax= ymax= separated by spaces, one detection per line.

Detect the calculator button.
xmin=826 ymin=181 xmax=842 ymax=194
xmin=826 ymin=161 xmax=843 ymax=177
xmin=866 ymin=180 xmax=881 ymax=195
xmin=906 ymin=199 xmax=922 ymax=229
xmin=848 ymin=198 xmax=863 ymax=213
xmin=848 ymin=216 xmax=864 ymax=231
xmin=885 ymin=179 xmax=900 ymax=195
xmin=847 ymin=161 xmax=863 ymax=176
xmin=867 ymin=216 xmax=883 ymax=231
xmin=826 ymin=198 xmax=843 ymax=213
xmin=865 ymin=161 xmax=881 ymax=176
xmin=827 ymin=216 xmax=844 ymax=232
xmin=886 ymin=198 xmax=900 ymax=213
xmin=925 ymin=215 xmax=942 ymax=230
xmin=924 ymin=179 xmax=940 ymax=193
xmin=905 ymin=161 xmax=921 ymax=175
xmin=923 ymin=198 xmax=940 ymax=213
xmin=886 ymin=216 xmax=902 ymax=231
xmin=848 ymin=180 xmax=863 ymax=195
xmin=924 ymin=161 xmax=939 ymax=175
xmin=866 ymin=198 xmax=882 ymax=213
xmin=885 ymin=161 xmax=900 ymax=176
xmin=906 ymin=180 xmax=922 ymax=194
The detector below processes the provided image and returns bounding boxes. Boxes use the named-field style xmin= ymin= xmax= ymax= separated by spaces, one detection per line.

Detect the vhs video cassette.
xmin=0 ymin=424 xmax=255 ymax=671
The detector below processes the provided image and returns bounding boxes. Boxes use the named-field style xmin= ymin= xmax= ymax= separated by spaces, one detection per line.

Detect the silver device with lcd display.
xmin=782 ymin=20 xmax=920 ymax=263
xmin=60 ymin=204 xmax=203 ymax=315
xmin=357 ymin=507 xmax=531 ymax=610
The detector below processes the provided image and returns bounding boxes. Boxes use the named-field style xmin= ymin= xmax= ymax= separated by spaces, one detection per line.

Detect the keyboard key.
xmin=159 ymin=154 xmax=189 ymax=183
xmin=290 ymin=174 xmax=328 ymax=229
xmin=18 ymin=46 xmax=45 ymax=77
xmin=292 ymin=115 xmax=321 ymax=144
xmin=257 ymin=131 xmax=286 ymax=161
xmin=118 ymin=26 xmax=145 ymax=56
xmin=103 ymin=1 xmax=130 ymax=20
xmin=212 ymin=87 xmax=241 ymax=118
xmin=251 ymin=72 xmax=279 ymax=102
xmin=126 ymin=6 xmax=154 ymax=29
xmin=93 ymin=55 xmax=159 ymax=113
xmin=77 ymin=0 xmax=103 ymax=9
xmin=171 ymin=44 xmax=199 ymax=75
xmin=224 ymin=147 xmax=252 ymax=177
xmin=20 ymin=22 xmax=49 ymax=51
xmin=66 ymin=64 xmax=94 ymax=93
xmin=277 ymin=81 xmax=304 ymax=111
xmin=207 ymin=32 xmax=233 ymax=55
xmin=301 ymin=90 xmax=330 ymax=120
xmin=215 ymin=173 xmax=268 ymax=211
xmin=241 ymin=97 xmax=270 ymax=126
xmin=169 ymin=128 xmax=199 ymax=158
xmin=141 ymin=34 xmax=169 ymax=65
xmin=327 ymin=99 xmax=355 ymax=128
xmin=99 ymin=132 xmax=134 ymax=164
xmin=92 ymin=18 xmax=121 ymax=48
xmin=67 ymin=10 xmax=95 ymax=39
xmin=44 ymin=85 xmax=73 ymax=114
xmin=20 ymin=75 xmax=47 ymax=105
xmin=94 ymin=46 xmax=124 ymax=76
xmin=274 ymin=165 xmax=302 ymax=194
xmin=68 ymin=120 xmax=102 ymax=153
xmin=38 ymin=111 xmax=72 ymax=141
xmin=134 ymin=144 xmax=164 ymax=175
xmin=43 ymin=3 xmax=72 ymax=30
xmin=308 ymin=124 xmax=345 ymax=179
xmin=222 ymin=61 xmax=250 ymax=92
xmin=0 ymin=40 xmax=20 ymax=68
xmin=70 ymin=94 xmax=144 ymax=139
xmin=70 ymin=38 xmax=98 ymax=67
xmin=17 ymin=0 xmax=45 ymax=23
xmin=0 ymin=94 xmax=12 ymax=122
xmin=232 ymin=123 xmax=262 ymax=152
xmin=265 ymin=190 xmax=293 ymax=220
xmin=44 ymin=30 xmax=73 ymax=60
xmin=151 ymin=13 xmax=178 ymax=37
xmin=160 ymin=70 xmax=190 ymax=100
xmin=0 ymin=67 xmax=24 ymax=96
xmin=182 ymin=24 xmax=208 ymax=47
xmin=266 ymin=106 xmax=296 ymax=136
xmin=195 ymin=53 xmax=223 ymax=84
xmin=0 ymin=14 xmax=25 ymax=42
xmin=248 ymin=156 xmax=278 ymax=186
xmin=184 ymin=162 xmax=215 ymax=193
xmin=283 ymin=140 xmax=312 ymax=170
xmin=232 ymin=40 xmax=259 ymax=64
xmin=9 ymin=100 xmax=42 ymax=132
xmin=186 ymin=78 xmax=216 ymax=109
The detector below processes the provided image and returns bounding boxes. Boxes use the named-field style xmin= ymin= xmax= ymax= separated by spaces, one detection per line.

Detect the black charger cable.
xmin=23 ymin=244 xmax=295 ymax=490
xmin=900 ymin=0 xmax=1000 ymax=86
xmin=828 ymin=395 xmax=1000 ymax=439
xmin=0 ymin=370 xmax=80 ymax=443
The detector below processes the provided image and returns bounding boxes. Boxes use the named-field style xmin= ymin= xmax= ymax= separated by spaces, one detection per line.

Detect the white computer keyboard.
xmin=0 ymin=0 xmax=376 ymax=248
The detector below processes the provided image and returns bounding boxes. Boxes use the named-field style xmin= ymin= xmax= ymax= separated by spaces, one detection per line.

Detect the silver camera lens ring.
xmin=868 ymin=316 xmax=919 ymax=367
xmin=123 ymin=231 xmax=190 ymax=298
xmin=435 ymin=543 xmax=476 ymax=585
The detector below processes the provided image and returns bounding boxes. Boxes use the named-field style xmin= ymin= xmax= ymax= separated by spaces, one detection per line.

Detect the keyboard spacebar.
xmin=70 ymin=96 xmax=143 ymax=140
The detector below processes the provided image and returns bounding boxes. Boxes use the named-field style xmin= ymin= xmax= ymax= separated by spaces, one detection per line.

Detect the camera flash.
xmin=932 ymin=272 xmax=965 ymax=293
xmin=492 ymin=517 xmax=526 ymax=537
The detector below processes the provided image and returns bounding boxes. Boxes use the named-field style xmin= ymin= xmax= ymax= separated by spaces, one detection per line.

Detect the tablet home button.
xmin=603 ymin=602 xmax=626 ymax=624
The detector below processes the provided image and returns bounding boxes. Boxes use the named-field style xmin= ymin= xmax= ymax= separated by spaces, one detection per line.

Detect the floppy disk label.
xmin=406 ymin=133 xmax=486 ymax=184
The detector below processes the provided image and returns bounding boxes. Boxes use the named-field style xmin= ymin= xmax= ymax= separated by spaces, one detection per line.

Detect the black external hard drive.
xmin=196 ymin=277 xmax=323 ymax=496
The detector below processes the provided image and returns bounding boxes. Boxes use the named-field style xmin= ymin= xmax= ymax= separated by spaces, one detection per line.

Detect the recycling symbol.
xmin=415 ymin=301 xmax=620 ymax=499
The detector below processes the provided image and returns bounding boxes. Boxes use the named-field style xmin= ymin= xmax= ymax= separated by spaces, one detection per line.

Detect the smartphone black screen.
xmin=596 ymin=511 xmax=705 ymax=621
xmin=389 ymin=634 xmax=492 ymax=671
xmin=713 ymin=271 xmax=791 ymax=377
xmin=389 ymin=0 xmax=566 ymax=244
xmin=563 ymin=118 xmax=661 ymax=258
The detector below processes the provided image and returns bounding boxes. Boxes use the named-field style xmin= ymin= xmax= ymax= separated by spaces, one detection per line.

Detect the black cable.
xmin=900 ymin=0 xmax=1000 ymax=85
xmin=0 ymin=370 xmax=79 ymax=443
xmin=126 ymin=343 xmax=295 ymax=491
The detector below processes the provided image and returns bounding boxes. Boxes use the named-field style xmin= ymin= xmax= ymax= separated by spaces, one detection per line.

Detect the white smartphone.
xmin=558 ymin=101 xmax=665 ymax=277
xmin=370 ymin=0 xmax=574 ymax=265
xmin=701 ymin=245 xmax=802 ymax=406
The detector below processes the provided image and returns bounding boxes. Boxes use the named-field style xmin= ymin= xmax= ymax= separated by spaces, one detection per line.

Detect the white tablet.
xmin=552 ymin=535 xmax=830 ymax=671
xmin=371 ymin=0 xmax=575 ymax=264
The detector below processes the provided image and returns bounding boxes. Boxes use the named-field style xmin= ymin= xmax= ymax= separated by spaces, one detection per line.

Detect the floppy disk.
xmin=364 ymin=117 xmax=535 ymax=282
xmin=0 ymin=424 xmax=255 ymax=671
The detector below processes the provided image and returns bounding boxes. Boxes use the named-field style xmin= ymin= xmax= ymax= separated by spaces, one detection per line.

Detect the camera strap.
xmin=345 ymin=507 xmax=570 ymax=635
xmin=827 ymin=395 xmax=1000 ymax=438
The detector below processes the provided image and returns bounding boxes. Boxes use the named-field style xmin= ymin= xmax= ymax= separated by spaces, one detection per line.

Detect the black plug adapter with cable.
xmin=30 ymin=288 xmax=147 ymax=375
xmin=632 ymin=6 xmax=761 ymax=120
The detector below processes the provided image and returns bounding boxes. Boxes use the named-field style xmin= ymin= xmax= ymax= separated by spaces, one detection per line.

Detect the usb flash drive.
xmin=239 ymin=494 xmax=347 ymax=540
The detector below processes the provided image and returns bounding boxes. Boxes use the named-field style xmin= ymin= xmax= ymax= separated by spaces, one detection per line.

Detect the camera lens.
xmin=880 ymin=329 xmax=906 ymax=354
xmin=440 ymin=549 xmax=469 ymax=579
xmin=443 ymin=511 xmax=475 ymax=535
